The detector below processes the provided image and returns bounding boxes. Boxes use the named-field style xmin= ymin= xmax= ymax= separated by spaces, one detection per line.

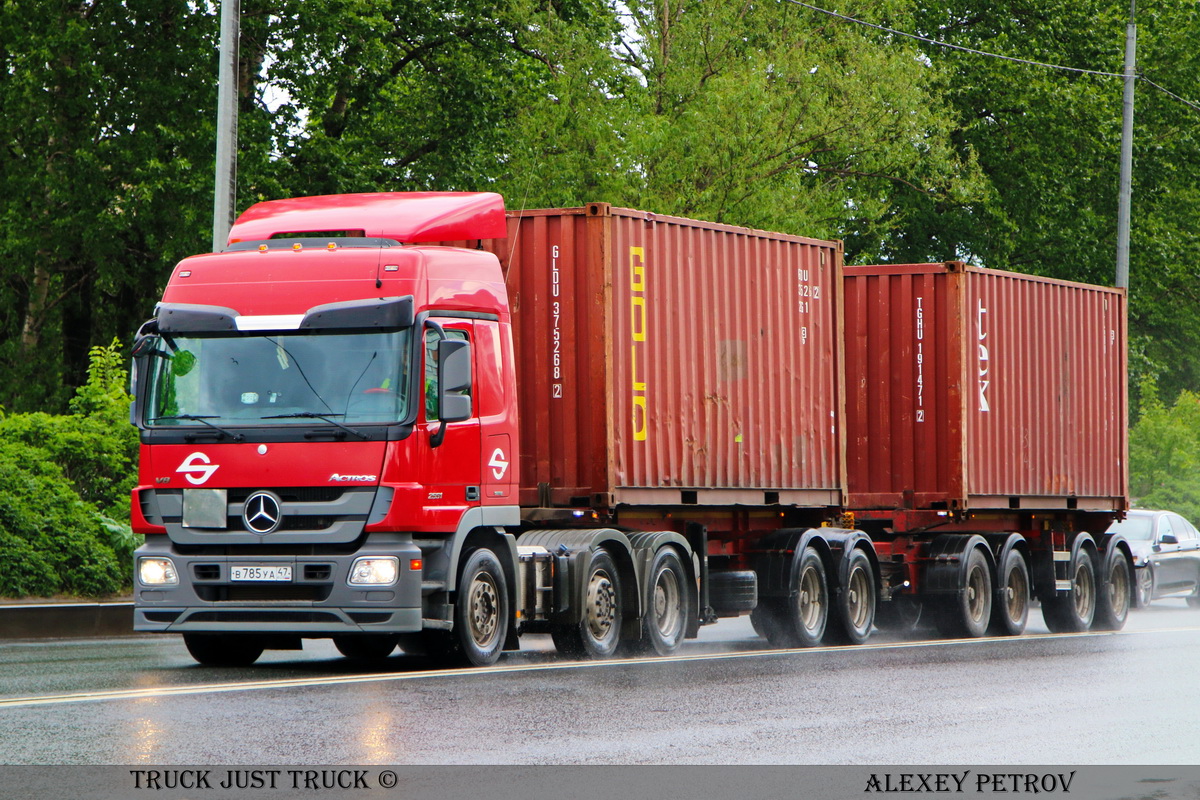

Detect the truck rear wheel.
xmin=183 ymin=633 xmax=264 ymax=667
xmin=1093 ymin=547 xmax=1131 ymax=631
xmin=935 ymin=546 xmax=992 ymax=639
xmin=451 ymin=548 xmax=510 ymax=667
xmin=988 ymin=548 xmax=1030 ymax=636
xmin=637 ymin=548 xmax=689 ymax=656
xmin=552 ymin=550 xmax=622 ymax=659
xmin=825 ymin=548 xmax=875 ymax=645
xmin=1043 ymin=546 xmax=1097 ymax=633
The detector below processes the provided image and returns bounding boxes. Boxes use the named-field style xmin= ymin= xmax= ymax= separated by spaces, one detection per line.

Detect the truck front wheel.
xmin=183 ymin=633 xmax=264 ymax=667
xmin=452 ymin=548 xmax=510 ymax=667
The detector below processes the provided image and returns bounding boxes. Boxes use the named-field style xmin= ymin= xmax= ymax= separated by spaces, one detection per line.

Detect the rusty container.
xmin=843 ymin=262 xmax=1127 ymax=512
xmin=483 ymin=204 xmax=846 ymax=509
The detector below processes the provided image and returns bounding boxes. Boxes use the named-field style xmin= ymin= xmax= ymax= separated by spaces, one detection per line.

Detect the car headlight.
xmin=138 ymin=557 xmax=179 ymax=586
xmin=349 ymin=557 xmax=399 ymax=586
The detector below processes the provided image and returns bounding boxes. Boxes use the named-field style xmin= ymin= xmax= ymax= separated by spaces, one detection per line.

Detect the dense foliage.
xmin=1 ymin=1 xmax=1199 ymax=594
xmin=0 ymin=342 xmax=137 ymax=597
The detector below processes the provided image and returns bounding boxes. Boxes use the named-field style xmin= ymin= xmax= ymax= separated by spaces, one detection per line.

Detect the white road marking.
xmin=0 ymin=626 xmax=1195 ymax=710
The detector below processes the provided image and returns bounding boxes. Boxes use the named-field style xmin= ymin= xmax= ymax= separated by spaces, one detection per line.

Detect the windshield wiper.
xmin=153 ymin=414 xmax=245 ymax=442
xmin=260 ymin=412 xmax=368 ymax=441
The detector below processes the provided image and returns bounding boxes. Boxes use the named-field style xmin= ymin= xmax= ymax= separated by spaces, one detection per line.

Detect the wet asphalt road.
xmin=2 ymin=601 xmax=1199 ymax=765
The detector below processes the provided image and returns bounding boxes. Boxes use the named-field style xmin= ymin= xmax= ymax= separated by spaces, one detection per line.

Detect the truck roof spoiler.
xmin=226 ymin=192 xmax=507 ymax=246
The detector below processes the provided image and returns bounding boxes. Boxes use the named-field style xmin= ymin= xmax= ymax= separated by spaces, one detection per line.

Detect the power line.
xmin=783 ymin=0 xmax=1200 ymax=113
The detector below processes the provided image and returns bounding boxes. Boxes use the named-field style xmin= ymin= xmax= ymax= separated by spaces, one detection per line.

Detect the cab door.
xmin=418 ymin=320 xmax=481 ymax=529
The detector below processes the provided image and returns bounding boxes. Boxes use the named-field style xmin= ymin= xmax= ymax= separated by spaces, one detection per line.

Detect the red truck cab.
xmin=131 ymin=193 xmax=521 ymax=665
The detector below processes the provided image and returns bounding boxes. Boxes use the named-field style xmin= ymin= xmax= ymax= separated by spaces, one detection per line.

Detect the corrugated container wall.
xmin=483 ymin=204 xmax=846 ymax=510
xmin=843 ymin=262 xmax=1127 ymax=512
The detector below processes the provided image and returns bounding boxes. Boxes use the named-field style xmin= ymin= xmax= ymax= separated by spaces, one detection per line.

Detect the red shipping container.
xmin=843 ymin=262 xmax=1127 ymax=513
xmin=482 ymin=204 xmax=846 ymax=509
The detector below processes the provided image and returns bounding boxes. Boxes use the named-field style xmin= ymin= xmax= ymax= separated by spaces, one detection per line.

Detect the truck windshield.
xmin=143 ymin=330 xmax=411 ymax=427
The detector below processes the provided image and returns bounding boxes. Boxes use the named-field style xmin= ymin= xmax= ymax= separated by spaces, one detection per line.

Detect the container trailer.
xmin=129 ymin=193 xmax=1133 ymax=666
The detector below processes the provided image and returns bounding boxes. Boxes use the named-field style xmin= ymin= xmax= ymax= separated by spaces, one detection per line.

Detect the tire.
xmin=552 ymin=550 xmax=623 ymax=659
xmin=750 ymin=600 xmax=787 ymax=644
xmin=1094 ymin=548 xmax=1132 ymax=630
xmin=1135 ymin=565 xmax=1154 ymax=608
xmin=1043 ymin=546 xmax=1097 ymax=633
xmin=333 ymin=634 xmax=399 ymax=661
xmin=935 ymin=546 xmax=992 ymax=639
xmin=450 ymin=548 xmax=510 ymax=667
xmin=707 ymin=570 xmax=758 ymax=615
xmin=636 ymin=548 xmax=690 ymax=656
xmin=748 ymin=546 xmax=828 ymax=647
xmin=183 ymin=633 xmax=264 ymax=667
xmin=825 ymin=548 xmax=875 ymax=645
xmin=988 ymin=548 xmax=1029 ymax=637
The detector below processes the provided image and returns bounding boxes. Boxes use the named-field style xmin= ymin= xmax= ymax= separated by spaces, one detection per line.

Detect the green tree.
xmin=1129 ymin=377 xmax=1200 ymax=520
xmin=895 ymin=0 xmax=1200 ymax=401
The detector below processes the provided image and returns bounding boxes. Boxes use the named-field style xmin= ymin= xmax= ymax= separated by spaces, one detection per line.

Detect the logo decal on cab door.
xmin=488 ymin=448 xmax=509 ymax=481
xmin=176 ymin=452 xmax=219 ymax=485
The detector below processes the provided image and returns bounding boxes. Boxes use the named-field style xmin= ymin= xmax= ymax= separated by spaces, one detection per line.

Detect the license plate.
xmin=230 ymin=565 xmax=293 ymax=582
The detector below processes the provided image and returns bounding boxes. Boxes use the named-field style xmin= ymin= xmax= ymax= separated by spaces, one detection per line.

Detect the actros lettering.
xmin=630 ymin=246 xmax=648 ymax=442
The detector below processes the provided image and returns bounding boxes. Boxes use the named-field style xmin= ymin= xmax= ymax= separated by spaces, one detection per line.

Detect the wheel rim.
xmin=796 ymin=563 xmax=824 ymax=633
xmin=467 ymin=571 xmax=500 ymax=649
xmin=1108 ymin=559 xmax=1130 ymax=618
xmin=1138 ymin=568 xmax=1152 ymax=605
xmin=966 ymin=562 xmax=989 ymax=625
xmin=1072 ymin=560 xmax=1095 ymax=620
xmin=1005 ymin=560 xmax=1028 ymax=623
xmin=652 ymin=567 xmax=683 ymax=639
xmin=586 ymin=568 xmax=618 ymax=642
xmin=845 ymin=564 xmax=871 ymax=631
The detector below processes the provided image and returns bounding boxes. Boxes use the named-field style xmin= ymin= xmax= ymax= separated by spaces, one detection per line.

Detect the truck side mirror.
xmin=436 ymin=338 xmax=472 ymax=428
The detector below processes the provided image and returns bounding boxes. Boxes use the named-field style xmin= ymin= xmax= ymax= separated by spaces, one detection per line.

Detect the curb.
xmin=0 ymin=602 xmax=135 ymax=640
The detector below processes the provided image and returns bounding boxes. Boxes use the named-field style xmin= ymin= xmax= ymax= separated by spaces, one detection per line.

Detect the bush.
xmin=0 ymin=442 xmax=125 ymax=596
xmin=0 ymin=340 xmax=136 ymax=598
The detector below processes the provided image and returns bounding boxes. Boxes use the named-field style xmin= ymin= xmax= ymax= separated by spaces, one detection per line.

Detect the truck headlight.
xmin=138 ymin=557 xmax=179 ymax=586
xmin=349 ymin=557 xmax=399 ymax=586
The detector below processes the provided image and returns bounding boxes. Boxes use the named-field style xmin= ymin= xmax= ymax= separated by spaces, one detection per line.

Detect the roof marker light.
xmin=327 ymin=242 xmax=337 ymax=250
xmin=258 ymin=244 xmax=268 ymax=252
xmin=292 ymin=242 xmax=303 ymax=251
xmin=385 ymin=265 xmax=399 ymax=272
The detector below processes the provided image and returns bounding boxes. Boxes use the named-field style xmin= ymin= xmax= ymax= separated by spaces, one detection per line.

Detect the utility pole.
xmin=212 ymin=0 xmax=241 ymax=252
xmin=1115 ymin=0 xmax=1136 ymax=289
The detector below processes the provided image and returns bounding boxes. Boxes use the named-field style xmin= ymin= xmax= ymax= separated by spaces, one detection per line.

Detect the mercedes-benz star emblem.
xmin=242 ymin=491 xmax=282 ymax=535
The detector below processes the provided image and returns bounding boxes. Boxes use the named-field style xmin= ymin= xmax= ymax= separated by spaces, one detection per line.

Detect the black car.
xmin=1108 ymin=509 xmax=1200 ymax=608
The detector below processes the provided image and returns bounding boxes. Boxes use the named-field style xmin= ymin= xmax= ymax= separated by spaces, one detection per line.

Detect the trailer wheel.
xmin=1043 ymin=546 xmax=1097 ymax=633
xmin=988 ymin=548 xmax=1029 ymax=637
xmin=825 ymin=548 xmax=875 ymax=645
xmin=451 ymin=548 xmax=509 ymax=666
xmin=552 ymin=550 xmax=622 ymax=658
xmin=637 ymin=548 xmax=690 ymax=656
xmin=183 ymin=633 xmax=264 ymax=667
xmin=749 ymin=546 xmax=828 ymax=647
xmin=934 ymin=547 xmax=992 ymax=639
xmin=333 ymin=635 xmax=399 ymax=661
xmin=1093 ymin=547 xmax=1132 ymax=631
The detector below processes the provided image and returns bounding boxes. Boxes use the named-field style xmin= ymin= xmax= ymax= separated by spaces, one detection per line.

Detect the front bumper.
xmin=133 ymin=533 xmax=424 ymax=635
